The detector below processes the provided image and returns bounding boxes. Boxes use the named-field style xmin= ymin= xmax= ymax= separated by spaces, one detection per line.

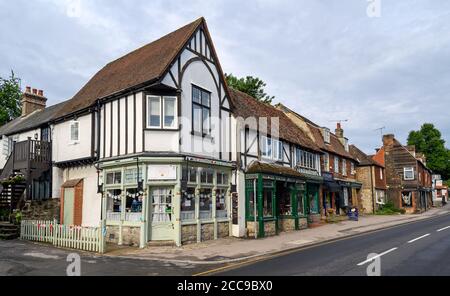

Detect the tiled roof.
xmin=276 ymin=103 xmax=356 ymax=160
xmin=229 ymin=89 xmax=321 ymax=152
xmin=0 ymin=102 xmax=66 ymax=136
xmin=349 ymin=144 xmax=383 ymax=167
xmin=55 ymin=17 xmax=204 ymax=118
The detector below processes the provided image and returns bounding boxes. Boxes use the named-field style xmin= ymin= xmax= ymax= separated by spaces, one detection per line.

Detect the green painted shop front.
xmin=245 ymin=173 xmax=322 ymax=238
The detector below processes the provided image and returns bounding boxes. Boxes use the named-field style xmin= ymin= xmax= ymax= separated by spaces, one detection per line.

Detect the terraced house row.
xmin=0 ymin=18 xmax=434 ymax=247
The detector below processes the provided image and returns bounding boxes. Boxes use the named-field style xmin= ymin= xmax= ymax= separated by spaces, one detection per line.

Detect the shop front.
xmin=244 ymin=162 xmax=323 ymax=238
xmin=100 ymin=156 xmax=233 ymax=248
xmin=321 ymin=172 xmax=340 ymax=216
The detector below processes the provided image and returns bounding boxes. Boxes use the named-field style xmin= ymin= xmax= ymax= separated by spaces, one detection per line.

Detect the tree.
xmin=0 ymin=71 xmax=22 ymax=126
xmin=225 ymin=73 xmax=274 ymax=104
xmin=407 ymin=123 xmax=450 ymax=180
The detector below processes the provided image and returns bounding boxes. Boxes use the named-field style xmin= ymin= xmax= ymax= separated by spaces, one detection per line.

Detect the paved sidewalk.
xmin=106 ymin=206 xmax=450 ymax=264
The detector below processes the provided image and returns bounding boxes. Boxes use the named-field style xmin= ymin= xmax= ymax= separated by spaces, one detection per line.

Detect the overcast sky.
xmin=1 ymin=0 xmax=449 ymax=153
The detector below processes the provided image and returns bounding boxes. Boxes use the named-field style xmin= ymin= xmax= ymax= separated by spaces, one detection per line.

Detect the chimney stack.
xmin=382 ymin=134 xmax=395 ymax=146
xmin=22 ymin=86 xmax=47 ymax=117
xmin=335 ymin=122 xmax=344 ymax=139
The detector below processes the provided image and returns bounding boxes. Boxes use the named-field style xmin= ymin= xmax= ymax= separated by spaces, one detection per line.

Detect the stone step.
xmin=147 ymin=240 xmax=176 ymax=247
xmin=0 ymin=233 xmax=19 ymax=240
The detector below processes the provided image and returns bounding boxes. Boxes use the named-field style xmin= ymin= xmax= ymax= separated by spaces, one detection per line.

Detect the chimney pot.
xmin=337 ymin=122 xmax=341 ymax=129
xmin=26 ymin=86 xmax=31 ymax=93
xmin=32 ymin=88 xmax=37 ymax=95
xmin=38 ymin=90 xmax=43 ymax=96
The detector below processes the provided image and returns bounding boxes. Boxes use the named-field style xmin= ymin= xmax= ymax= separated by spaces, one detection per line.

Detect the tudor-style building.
xmin=349 ymin=145 xmax=387 ymax=214
xmin=230 ymin=89 xmax=323 ymax=238
xmin=0 ymin=18 xmax=234 ymax=247
xmin=380 ymin=134 xmax=433 ymax=213
xmin=276 ymin=104 xmax=361 ymax=217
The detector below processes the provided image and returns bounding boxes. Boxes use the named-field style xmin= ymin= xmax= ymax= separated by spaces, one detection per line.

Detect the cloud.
xmin=0 ymin=0 xmax=449 ymax=152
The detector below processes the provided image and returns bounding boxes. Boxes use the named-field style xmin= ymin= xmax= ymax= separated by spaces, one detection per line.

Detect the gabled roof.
xmin=349 ymin=144 xmax=383 ymax=167
xmin=229 ymin=89 xmax=321 ymax=153
xmin=275 ymin=103 xmax=356 ymax=160
xmin=55 ymin=17 xmax=204 ymax=118
xmin=0 ymin=102 xmax=66 ymax=136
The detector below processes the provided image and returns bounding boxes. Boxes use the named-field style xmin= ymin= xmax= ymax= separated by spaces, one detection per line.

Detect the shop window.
xmin=181 ymin=187 xmax=196 ymax=221
xmin=308 ymin=190 xmax=319 ymax=214
xmin=263 ymin=188 xmax=273 ymax=217
xmin=402 ymin=191 xmax=412 ymax=207
xmin=200 ymin=169 xmax=214 ymax=184
xmin=125 ymin=188 xmax=142 ymax=222
xmin=199 ymin=188 xmax=213 ymax=219
xmin=151 ymin=188 xmax=173 ymax=223
xmin=217 ymin=171 xmax=229 ymax=186
xmin=297 ymin=191 xmax=305 ymax=216
xmin=106 ymin=189 xmax=122 ymax=221
xmin=124 ymin=168 xmax=143 ymax=184
xmin=106 ymin=171 xmax=122 ymax=185
xmin=216 ymin=189 xmax=227 ymax=218
xmin=343 ymin=187 xmax=349 ymax=207
xmin=279 ymin=191 xmax=292 ymax=216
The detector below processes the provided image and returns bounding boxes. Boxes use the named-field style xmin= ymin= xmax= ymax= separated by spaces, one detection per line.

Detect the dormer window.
xmin=344 ymin=138 xmax=349 ymax=152
xmin=323 ymin=128 xmax=330 ymax=144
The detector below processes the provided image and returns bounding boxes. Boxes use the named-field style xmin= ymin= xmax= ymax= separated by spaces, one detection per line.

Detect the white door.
xmin=148 ymin=187 xmax=174 ymax=241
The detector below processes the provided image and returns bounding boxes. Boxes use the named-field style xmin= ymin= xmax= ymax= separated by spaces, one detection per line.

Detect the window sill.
xmin=69 ymin=141 xmax=80 ymax=146
xmin=145 ymin=127 xmax=180 ymax=131
xmin=191 ymin=131 xmax=214 ymax=141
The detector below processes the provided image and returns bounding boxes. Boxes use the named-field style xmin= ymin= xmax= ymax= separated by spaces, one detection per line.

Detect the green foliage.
xmin=0 ymin=71 xmax=22 ymax=126
xmin=0 ymin=175 xmax=25 ymax=187
xmin=407 ymin=123 xmax=450 ymax=180
xmin=375 ymin=202 xmax=405 ymax=215
xmin=225 ymin=73 xmax=274 ymax=104
xmin=14 ymin=211 xmax=22 ymax=225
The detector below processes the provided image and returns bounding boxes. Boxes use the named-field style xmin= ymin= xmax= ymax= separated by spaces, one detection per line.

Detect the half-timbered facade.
xmin=230 ymin=89 xmax=323 ymax=238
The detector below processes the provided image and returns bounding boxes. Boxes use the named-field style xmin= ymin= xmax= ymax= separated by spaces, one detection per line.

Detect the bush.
xmin=375 ymin=202 xmax=405 ymax=215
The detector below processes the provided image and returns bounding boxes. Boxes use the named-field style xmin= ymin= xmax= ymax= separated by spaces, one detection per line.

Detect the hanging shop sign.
xmin=148 ymin=165 xmax=177 ymax=181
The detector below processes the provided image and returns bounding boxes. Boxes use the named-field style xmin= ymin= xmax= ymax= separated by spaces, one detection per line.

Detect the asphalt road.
xmin=212 ymin=213 xmax=450 ymax=276
xmin=0 ymin=239 xmax=208 ymax=276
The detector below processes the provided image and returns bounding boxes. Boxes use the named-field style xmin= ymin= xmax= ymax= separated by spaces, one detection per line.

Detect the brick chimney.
xmin=382 ymin=134 xmax=395 ymax=146
xmin=335 ymin=122 xmax=344 ymax=139
xmin=22 ymin=86 xmax=47 ymax=117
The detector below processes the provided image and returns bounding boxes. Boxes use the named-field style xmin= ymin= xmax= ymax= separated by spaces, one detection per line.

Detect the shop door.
xmin=63 ymin=188 xmax=75 ymax=225
xmin=148 ymin=187 xmax=174 ymax=241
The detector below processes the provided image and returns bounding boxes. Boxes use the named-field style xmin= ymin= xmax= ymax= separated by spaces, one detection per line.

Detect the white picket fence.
xmin=20 ymin=220 xmax=105 ymax=253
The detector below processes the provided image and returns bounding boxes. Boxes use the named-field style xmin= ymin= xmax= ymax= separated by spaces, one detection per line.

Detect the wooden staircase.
xmin=0 ymin=139 xmax=51 ymax=213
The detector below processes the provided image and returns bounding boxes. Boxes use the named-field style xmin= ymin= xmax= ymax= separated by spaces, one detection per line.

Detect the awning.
xmin=351 ymin=182 xmax=363 ymax=189
xmin=323 ymin=181 xmax=341 ymax=192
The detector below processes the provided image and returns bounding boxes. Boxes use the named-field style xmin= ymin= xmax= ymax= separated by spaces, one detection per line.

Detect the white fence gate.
xmin=20 ymin=220 xmax=105 ymax=253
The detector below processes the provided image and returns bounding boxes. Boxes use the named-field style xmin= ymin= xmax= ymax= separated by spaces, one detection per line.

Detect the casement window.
xmin=323 ymin=128 xmax=330 ymax=144
xmin=200 ymin=168 xmax=214 ymax=184
xmin=216 ymin=171 xmax=229 ymax=186
xmin=261 ymin=136 xmax=283 ymax=161
xmin=351 ymin=162 xmax=355 ymax=174
xmin=404 ymin=167 xmax=415 ymax=180
xmin=334 ymin=156 xmax=340 ymax=173
xmin=70 ymin=121 xmax=79 ymax=142
xmin=342 ymin=159 xmax=347 ymax=176
xmin=295 ymin=148 xmax=319 ymax=170
xmin=147 ymin=96 xmax=177 ymax=129
xmin=192 ymin=85 xmax=211 ymax=135
xmin=106 ymin=171 xmax=122 ymax=185
xmin=151 ymin=188 xmax=173 ymax=223
xmin=323 ymin=152 xmax=330 ymax=172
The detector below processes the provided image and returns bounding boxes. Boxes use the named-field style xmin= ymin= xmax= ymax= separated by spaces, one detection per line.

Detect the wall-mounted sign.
xmin=148 ymin=165 xmax=177 ymax=181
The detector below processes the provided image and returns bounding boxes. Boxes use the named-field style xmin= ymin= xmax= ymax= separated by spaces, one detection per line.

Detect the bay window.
xmin=147 ymin=95 xmax=177 ymax=129
xmin=181 ymin=187 xmax=196 ymax=221
xmin=295 ymin=148 xmax=319 ymax=170
xmin=199 ymin=188 xmax=213 ymax=219
xmin=216 ymin=189 xmax=227 ymax=218
xmin=261 ymin=136 xmax=283 ymax=161
xmin=125 ymin=188 xmax=142 ymax=222
xmin=192 ymin=85 xmax=211 ymax=135
xmin=106 ymin=189 xmax=122 ymax=221
xmin=106 ymin=171 xmax=122 ymax=185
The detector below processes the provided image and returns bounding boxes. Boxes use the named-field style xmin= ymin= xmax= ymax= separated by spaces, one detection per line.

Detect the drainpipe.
xmin=370 ymin=166 xmax=375 ymax=213
xmin=254 ymin=179 xmax=257 ymax=239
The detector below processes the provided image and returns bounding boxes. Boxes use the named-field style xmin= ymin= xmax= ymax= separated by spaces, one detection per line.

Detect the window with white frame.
xmin=404 ymin=167 xmax=414 ymax=180
xmin=342 ymin=159 xmax=347 ymax=176
xmin=147 ymin=96 xmax=177 ymax=129
xmin=70 ymin=121 xmax=79 ymax=142
xmin=323 ymin=152 xmax=330 ymax=172
xmin=334 ymin=156 xmax=340 ymax=173
xmin=295 ymin=148 xmax=319 ymax=170
xmin=323 ymin=128 xmax=330 ymax=143
xmin=192 ymin=85 xmax=211 ymax=135
xmin=151 ymin=187 xmax=173 ymax=223
xmin=106 ymin=171 xmax=122 ymax=185
xmin=261 ymin=136 xmax=283 ymax=161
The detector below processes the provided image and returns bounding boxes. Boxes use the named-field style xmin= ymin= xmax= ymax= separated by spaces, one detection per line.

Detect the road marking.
xmin=437 ymin=226 xmax=450 ymax=232
xmin=357 ymin=248 xmax=398 ymax=266
xmin=407 ymin=233 xmax=430 ymax=243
